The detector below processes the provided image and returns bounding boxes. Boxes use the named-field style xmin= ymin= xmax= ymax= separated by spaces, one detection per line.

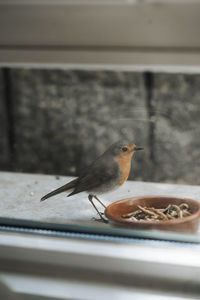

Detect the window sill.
xmin=0 ymin=230 xmax=200 ymax=299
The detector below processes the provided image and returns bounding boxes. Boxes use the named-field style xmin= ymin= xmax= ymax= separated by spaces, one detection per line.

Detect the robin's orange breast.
xmin=115 ymin=155 xmax=132 ymax=186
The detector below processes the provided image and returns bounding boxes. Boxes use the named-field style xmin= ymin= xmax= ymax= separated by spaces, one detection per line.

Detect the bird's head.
xmin=108 ymin=140 xmax=143 ymax=160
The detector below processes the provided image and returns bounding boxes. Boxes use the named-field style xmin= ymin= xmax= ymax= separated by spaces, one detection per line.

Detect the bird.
xmin=40 ymin=140 xmax=143 ymax=222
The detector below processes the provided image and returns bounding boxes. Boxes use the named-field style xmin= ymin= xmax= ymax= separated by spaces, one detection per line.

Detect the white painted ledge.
xmin=0 ymin=171 xmax=200 ymax=228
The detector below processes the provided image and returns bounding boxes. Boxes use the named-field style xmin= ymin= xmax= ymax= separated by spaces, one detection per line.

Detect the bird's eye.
xmin=122 ymin=146 xmax=128 ymax=152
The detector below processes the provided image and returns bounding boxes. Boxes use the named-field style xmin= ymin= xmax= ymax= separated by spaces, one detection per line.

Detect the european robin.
xmin=41 ymin=140 xmax=143 ymax=222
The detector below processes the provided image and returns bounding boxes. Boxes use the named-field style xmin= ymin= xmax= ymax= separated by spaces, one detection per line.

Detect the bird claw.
xmin=92 ymin=215 xmax=109 ymax=223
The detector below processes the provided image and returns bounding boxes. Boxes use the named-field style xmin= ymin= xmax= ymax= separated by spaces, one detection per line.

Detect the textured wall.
xmin=0 ymin=69 xmax=10 ymax=169
xmin=0 ymin=68 xmax=200 ymax=184
xmin=8 ymin=69 xmax=149 ymax=180
xmin=153 ymin=73 xmax=200 ymax=184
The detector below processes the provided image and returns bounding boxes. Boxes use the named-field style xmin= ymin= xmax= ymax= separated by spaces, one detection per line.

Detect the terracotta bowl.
xmin=105 ymin=196 xmax=200 ymax=233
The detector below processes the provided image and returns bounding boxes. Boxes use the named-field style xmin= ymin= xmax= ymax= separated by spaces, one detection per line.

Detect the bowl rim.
xmin=105 ymin=195 xmax=200 ymax=226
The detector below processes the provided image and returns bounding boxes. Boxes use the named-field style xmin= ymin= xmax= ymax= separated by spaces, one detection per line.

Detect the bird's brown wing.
xmin=68 ymin=157 xmax=119 ymax=196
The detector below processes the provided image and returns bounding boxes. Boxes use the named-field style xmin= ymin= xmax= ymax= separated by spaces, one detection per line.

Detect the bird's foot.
xmin=92 ymin=213 xmax=109 ymax=223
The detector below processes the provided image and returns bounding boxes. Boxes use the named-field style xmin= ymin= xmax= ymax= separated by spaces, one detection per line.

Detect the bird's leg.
xmin=88 ymin=195 xmax=108 ymax=223
xmin=94 ymin=195 xmax=106 ymax=208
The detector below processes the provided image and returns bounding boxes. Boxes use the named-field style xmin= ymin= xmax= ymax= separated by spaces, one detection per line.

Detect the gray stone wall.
xmin=0 ymin=70 xmax=10 ymax=169
xmin=0 ymin=68 xmax=199 ymax=185
xmin=153 ymin=73 xmax=200 ymax=184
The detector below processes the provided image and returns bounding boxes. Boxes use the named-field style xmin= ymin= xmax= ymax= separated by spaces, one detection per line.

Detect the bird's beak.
xmin=134 ymin=146 xmax=144 ymax=151
xmin=129 ymin=145 xmax=144 ymax=152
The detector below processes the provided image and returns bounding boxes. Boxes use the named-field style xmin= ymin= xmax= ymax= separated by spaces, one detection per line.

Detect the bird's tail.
xmin=40 ymin=179 xmax=77 ymax=202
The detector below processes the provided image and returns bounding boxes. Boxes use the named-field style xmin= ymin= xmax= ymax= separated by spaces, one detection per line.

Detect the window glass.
xmin=0 ymin=67 xmax=199 ymax=243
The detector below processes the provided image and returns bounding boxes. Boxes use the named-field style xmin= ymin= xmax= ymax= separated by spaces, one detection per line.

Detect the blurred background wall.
xmin=0 ymin=68 xmax=199 ymax=184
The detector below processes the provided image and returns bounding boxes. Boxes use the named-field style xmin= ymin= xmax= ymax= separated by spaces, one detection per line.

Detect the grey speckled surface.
xmin=0 ymin=171 xmax=200 ymax=233
xmin=0 ymin=70 xmax=9 ymax=169
xmin=153 ymin=73 xmax=200 ymax=184
xmin=9 ymin=69 xmax=148 ymax=180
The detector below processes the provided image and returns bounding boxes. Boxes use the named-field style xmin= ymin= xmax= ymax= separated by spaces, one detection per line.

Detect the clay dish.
xmin=105 ymin=196 xmax=200 ymax=233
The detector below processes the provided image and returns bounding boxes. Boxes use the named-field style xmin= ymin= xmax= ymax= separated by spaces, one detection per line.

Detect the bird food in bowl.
xmin=105 ymin=196 xmax=200 ymax=233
